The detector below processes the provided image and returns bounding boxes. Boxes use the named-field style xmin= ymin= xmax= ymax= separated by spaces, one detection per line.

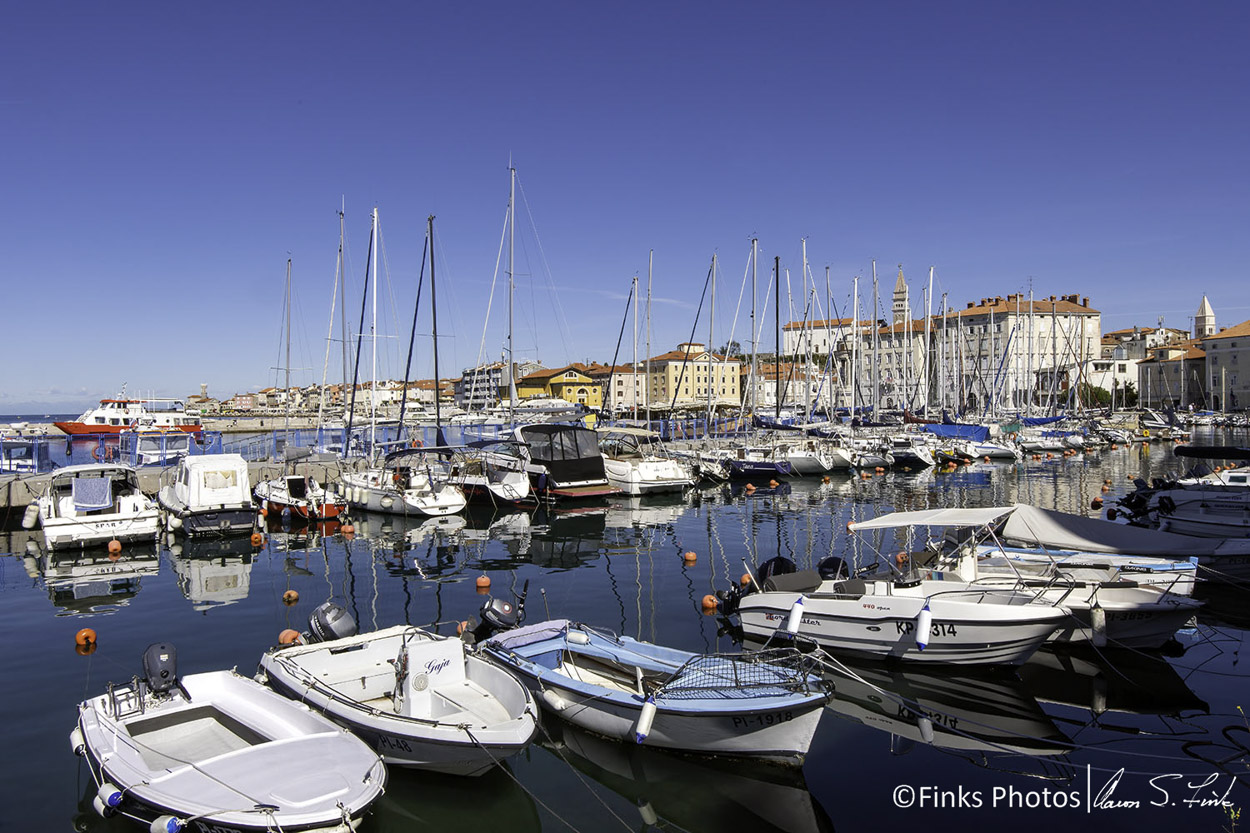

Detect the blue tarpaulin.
xmin=920 ymin=424 xmax=990 ymax=443
xmin=1019 ymin=415 xmax=1067 ymax=427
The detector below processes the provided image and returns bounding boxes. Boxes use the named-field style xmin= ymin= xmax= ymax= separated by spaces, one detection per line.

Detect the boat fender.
xmin=566 ymin=629 xmax=591 ymax=645
xmin=380 ymin=496 xmax=394 ymax=510
xmin=149 ymin=815 xmax=185 ymax=833
xmin=1090 ymin=602 xmax=1107 ymax=648
xmin=167 ymin=515 xmax=183 ymax=530
xmin=634 ymin=695 xmax=657 ymax=744
xmin=541 ymin=689 xmax=570 ymax=711
xmin=70 ymin=727 xmax=85 ymax=756
xmin=915 ymin=604 xmax=933 ymax=650
xmin=784 ymin=597 xmax=805 ymax=635
xmin=96 ymin=783 xmax=124 ymax=814
xmin=638 ymin=801 xmax=658 ymax=826
xmin=918 ymin=714 xmax=935 ymax=745
xmin=21 ymin=503 xmax=38 ymax=530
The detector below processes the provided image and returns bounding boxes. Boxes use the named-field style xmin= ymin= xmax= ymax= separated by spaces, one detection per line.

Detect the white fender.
xmin=1090 ymin=602 xmax=1107 ymax=648
xmin=915 ymin=604 xmax=933 ymax=650
xmin=635 ymin=695 xmax=657 ymax=743
xmin=784 ymin=597 xmax=806 ymax=634
xmin=541 ymin=689 xmax=570 ymax=711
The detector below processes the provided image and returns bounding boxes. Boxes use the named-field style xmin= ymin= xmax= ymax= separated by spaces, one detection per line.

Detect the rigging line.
xmin=667 ymin=258 xmax=715 ymax=413
xmin=604 ymin=282 xmax=636 ymax=414
xmin=397 ymin=226 xmax=429 ymax=434
xmin=344 ymin=219 xmax=374 ymax=444
xmin=469 ymin=203 xmax=511 ymax=396
xmin=515 ymin=174 xmax=576 ymax=363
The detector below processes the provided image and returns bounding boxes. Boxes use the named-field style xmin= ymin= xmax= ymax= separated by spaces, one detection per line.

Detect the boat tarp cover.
xmin=1019 ymin=416 xmax=1067 ymax=427
xmin=849 ymin=507 xmax=1014 ymax=531
xmin=999 ymin=504 xmax=1239 ymax=557
xmin=519 ymin=425 xmax=606 ymax=482
xmin=72 ymin=477 xmax=113 ymax=511
xmin=919 ymin=424 xmax=990 ymax=443
xmin=485 ymin=619 xmax=572 ymax=652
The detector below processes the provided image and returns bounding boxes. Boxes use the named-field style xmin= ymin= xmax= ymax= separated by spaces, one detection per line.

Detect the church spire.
xmin=891 ymin=265 xmax=909 ymax=326
xmin=1194 ymin=295 xmax=1216 ymax=338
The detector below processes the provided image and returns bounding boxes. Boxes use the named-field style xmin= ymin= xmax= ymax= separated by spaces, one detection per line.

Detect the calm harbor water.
xmin=4 ymin=434 xmax=1249 ymax=832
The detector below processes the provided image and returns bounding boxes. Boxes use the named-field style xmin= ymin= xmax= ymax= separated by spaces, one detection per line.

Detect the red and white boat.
xmin=54 ymin=395 xmax=201 ymax=435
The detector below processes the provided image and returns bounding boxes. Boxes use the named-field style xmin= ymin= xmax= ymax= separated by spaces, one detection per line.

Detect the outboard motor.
xmin=306 ymin=601 xmax=358 ymax=643
xmin=473 ymin=580 xmax=529 ymax=642
xmin=817 ymin=556 xmax=849 ymax=581
xmin=143 ymin=642 xmax=178 ymax=694
xmin=757 ymin=555 xmax=796 ymax=584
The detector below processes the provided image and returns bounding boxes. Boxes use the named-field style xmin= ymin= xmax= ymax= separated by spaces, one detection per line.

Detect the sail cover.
xmin=998 ymin=503 xmax=1245 ymax=557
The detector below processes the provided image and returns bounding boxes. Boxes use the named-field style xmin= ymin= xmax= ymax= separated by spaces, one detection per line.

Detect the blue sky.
xmin=3 ymin=1 xmax=1247 ymax=413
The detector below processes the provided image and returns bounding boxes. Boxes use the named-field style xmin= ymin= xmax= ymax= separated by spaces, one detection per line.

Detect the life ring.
xmin=410 ymin=438 xmax=423 ymax=448
xmin=895 ymin=551 xmax=909 ymax=569
xmin=92 ymin=445 xmax=116 ymax=462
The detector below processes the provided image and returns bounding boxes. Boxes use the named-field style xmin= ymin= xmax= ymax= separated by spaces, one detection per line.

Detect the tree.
xmin=719 ymin=339 xmax=743 ymax=358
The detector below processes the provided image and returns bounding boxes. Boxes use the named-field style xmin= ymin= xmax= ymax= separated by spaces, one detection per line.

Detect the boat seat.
xmin=559 ymin=652 xmax=671 ymax=695
xmin=826 ymin=578 xmax=869 ymax=598
xmin=762 ymin=570 xmax=822 ymax=594
xmin=430 ymin=679 xmax=511 ymax=725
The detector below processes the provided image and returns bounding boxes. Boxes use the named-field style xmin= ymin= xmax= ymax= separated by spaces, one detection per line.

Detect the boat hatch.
xmin=127 ymin=704 xmax=270 ymax=769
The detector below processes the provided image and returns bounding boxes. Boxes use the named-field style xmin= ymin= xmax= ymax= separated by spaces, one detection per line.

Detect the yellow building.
xmin=645 ymin=343 xmax=741 ymax=410
xmin=515 ymin=364 xmax=604 ymax=409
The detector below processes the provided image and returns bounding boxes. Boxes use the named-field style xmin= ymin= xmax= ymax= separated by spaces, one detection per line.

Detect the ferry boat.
xmin=55 ymin=395 xmax=201 ymax=435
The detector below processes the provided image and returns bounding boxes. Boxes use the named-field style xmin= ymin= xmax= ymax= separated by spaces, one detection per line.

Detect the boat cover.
xmin=849 ymin=507 xmax=1014 ymax=531
xmin=72 ymin=477 xmax=113 ymax=511
xmin=998 ymin=504 xmax=1248 ymax=558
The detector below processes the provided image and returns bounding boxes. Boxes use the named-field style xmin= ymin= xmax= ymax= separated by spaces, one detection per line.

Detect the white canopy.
xmin=848 ymin=507 xmax=1015 ymax=531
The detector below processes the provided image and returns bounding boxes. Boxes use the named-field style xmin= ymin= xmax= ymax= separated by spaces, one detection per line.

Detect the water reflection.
xmin=167 ymin=536 xmax=255 ymax=612
xmin=822 ymin=658 xmax=1071 ymax=760
xmin=364 ymin=765 xmax=540 ymax=833
xmin=542 ymin=721 xmax=836 ymax=833
xmin=25 ymin=544 xmax=159 ymax=617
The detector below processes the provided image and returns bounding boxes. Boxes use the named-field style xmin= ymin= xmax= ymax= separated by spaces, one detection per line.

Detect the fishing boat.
xmin=71 ymin=642 xmax=387 ymax=832
xmin=259 ymin=603 xmax=537 ymax=776
xmin=478 ymin=618 xmax=828 ymax=764
xmin=341 ymin=446 xmax=467 ymax=517
xmin=158 ymin=454 xmax=257 ymax=537
xmin=24 ymin=463 xmax=160 ymax=551
xmin=55 ymin=394 xmax=201 ymax=435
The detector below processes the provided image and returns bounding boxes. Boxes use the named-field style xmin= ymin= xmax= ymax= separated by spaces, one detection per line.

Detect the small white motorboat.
xmin=25 ymin=463 xmax=160 ymax=551
xmin=479 ymin=615 xmax=829 ymax=765
xmin=258 ymin=603 xmax=538 ymax=776
xmin=72 ymin=642 xmax=386 ymax=832
xmin=158 ymin=454 xmax=257 ymax=537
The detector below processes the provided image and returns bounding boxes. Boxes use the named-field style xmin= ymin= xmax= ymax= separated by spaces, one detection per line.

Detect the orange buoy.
xmin=1091 ymin=496 xmax=1104 ymax=509
xmin=744 ymin=482 xmax=757 ymax=492
xmin=682 ymin=550 xmax=697 ymax=563
xmin=250 ymin=532 xmax=264 ymax=547
xmin=456 ymin=620 xmax=471 ymax=636
xmin=282 ymin=589 xmax=299 ymax=605
xmin=75 ymin=642 xmax=97 ymax=656
xmin=1104 ymin=478 xmax=1112 ymax=485
xmin=822 ymin=476 xmax=830 ymax=483
xmin=75 ymin=628 xmax=97 ymax=647
xmin=984 ymin=456 xmax=991 ymax=463
xmin=701 ymin=594 xmax=719 ymax=611
xmin=475 ymin=574 xmax=491 ymax=590
xmin=741 ymin=573 xmax=752 ymax=586
xmin=895 ymin=551 xmax=909 ymax=568
xmin=1046 ymin=453 xmax=1054 ymax=459
xmin=278 ymin=629 xmax=302 ymax=645
xmin=259 ymin=506 xmax=268 ymax=517
xmin=341 ymin=523 xmax=355 ymax=534
xmin=107 ymin=539 xmax=122 ymax=555
xmin=1101 ymin=484 xmax=1110 ymax=493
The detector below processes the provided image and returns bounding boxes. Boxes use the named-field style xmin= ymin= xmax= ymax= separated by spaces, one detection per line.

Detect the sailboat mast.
xmin=631 ymin=274 xmax=638 ymax=420
xmin=646 ymin=250 xmax=653 ymax=425
xmin=774 ymin=255 xmax=781 ymax=420
xmin=750 ymin=238 xmax=758 ymax=414
xmin=284 ymin=257 xmax=292 ymax=433
xmin=429 ymin=215 xmax=443 ymax=441
xmin=708 ymin=253 xmax=716 ymax=433
xmin=370 ymin=207 xmax=379 ymax=454
xmin=871 ymin=261 xmax=879 ymax=416
xmin=851 ymin=275 xmax=859 ymax=419
xmin=507 ymin=166 xmax=516 ymax=425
